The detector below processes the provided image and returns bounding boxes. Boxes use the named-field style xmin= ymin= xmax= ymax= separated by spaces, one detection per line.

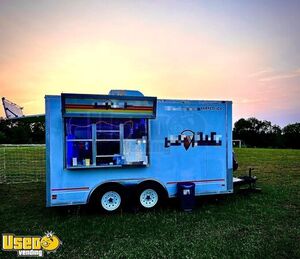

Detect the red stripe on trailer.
xmin=167 ymin=179 xmax=225 ymax=184
xmin=51 ymin=187 xmax=90 ymax=191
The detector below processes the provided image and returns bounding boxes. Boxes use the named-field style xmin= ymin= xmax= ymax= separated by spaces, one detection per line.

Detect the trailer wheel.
xmin=91 ymin=185 xmax=124 ymax=213
xmin=137 ymin=183 xmax=166 ymax=210
xmin=101 ymin=190 xmax=122 ymax=211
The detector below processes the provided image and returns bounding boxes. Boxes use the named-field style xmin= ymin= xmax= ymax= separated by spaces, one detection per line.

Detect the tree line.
xmin=0 ymin=120 xmax=45 ymax=144
xmin=233 ymin=118 xmax=300 ymax=149
xmin=0 ymin=117 xmax=299 ymax=148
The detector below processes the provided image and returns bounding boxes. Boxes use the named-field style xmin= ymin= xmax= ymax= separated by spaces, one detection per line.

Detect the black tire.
xmin=136 ymin=182 xmax=166 ymax=210
xmin=90 ymin=185 xmax=124 ymax=213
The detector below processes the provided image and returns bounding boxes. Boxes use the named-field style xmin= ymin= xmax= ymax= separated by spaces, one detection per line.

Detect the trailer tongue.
xmin=234 ymin=168 xmax=261 ymax=193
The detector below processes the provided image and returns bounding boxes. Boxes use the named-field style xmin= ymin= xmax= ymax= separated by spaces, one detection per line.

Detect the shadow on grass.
xmin=48 ymin=187 xmax=262 ymax=218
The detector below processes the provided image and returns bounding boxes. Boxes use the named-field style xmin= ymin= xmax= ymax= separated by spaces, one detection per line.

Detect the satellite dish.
xmin=2 ymin=97 xmax=24 ymax=119
xmin=1 ymin=97 xmax=45 ymax=122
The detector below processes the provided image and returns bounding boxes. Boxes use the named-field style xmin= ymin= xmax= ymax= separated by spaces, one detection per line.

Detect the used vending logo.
xmin=165 ymin=130 xmax=222 ymax=150
xmin=2 ymin=231 xmax=61 ymax=257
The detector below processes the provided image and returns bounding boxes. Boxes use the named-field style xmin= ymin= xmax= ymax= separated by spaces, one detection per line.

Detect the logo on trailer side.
xmin=165 ymin=130 xmax=222 ymax=150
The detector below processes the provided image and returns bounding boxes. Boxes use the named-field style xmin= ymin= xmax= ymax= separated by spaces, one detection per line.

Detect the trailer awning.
xmin=61 ymin=93 xmax=157 ymax=119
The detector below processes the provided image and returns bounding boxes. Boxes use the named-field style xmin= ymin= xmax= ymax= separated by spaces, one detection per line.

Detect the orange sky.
xmin=1 ymin=1 xmax=299 ymax=126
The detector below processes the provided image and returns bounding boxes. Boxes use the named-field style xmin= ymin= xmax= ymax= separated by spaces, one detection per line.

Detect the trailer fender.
xmin=137 ymin=180 xmax=168 ymax=195
xmin=87 ymin=182 xmax=126 ymax=204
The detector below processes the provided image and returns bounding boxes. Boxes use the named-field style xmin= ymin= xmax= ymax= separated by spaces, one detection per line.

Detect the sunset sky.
xmin=1 ymin=0 xmax=299 ymax=126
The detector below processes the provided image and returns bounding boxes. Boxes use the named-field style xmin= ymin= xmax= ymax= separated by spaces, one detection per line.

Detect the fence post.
xmin=3 ymin=146 xmax=6 ymax=183
xmin=0 ymin=145 xmax=7 ymax=184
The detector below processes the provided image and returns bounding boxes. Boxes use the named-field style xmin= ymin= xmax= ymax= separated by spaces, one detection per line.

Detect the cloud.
xmin=235 ymin=98 xmax=266 ymax=104
xmin=259 ymin=68 xmax=300 ymax=82
xmin=248 ymin=68 xmax=273 ymax=78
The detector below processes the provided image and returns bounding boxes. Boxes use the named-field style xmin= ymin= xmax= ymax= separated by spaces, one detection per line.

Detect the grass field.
xmin=0 ymin=148 xmax=299 ymax=258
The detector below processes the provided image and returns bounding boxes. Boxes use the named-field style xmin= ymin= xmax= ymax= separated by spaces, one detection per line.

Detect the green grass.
xmin=0 ymin=148 xmax=299 ymax=258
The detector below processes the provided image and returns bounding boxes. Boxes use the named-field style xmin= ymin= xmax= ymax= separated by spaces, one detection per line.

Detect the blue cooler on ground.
xmin=177 ymin=182 xmax=196 ymax=211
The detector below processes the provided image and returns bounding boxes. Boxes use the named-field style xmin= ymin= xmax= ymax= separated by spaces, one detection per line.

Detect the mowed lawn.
xmin=0 ymin=148 xmax=299 ymax=258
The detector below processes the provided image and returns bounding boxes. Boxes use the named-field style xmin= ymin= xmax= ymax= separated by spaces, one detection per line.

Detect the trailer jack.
xmin=233 ymin=168 xmax=261 ymax=193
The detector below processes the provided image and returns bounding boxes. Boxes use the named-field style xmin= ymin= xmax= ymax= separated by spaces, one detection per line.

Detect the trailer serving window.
xmin=65 ymin=118 xmax=149 ymax=168
xmin=62 ymin=93 xmax=156 ymax=169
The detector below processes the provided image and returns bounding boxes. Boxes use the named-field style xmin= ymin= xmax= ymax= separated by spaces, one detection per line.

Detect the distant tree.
xmin=282 ymin=123 xmax=300 ymax=149
xmin=269 ymin=124 xmax=284 ymax=148
xmin=0 ymin=119 xmax=45 ymax=144
xmin=233 ymin=117 xmax=286 ymax=148
xmin=30 ymin=122 xmax=45 ymax=144
xmin=0 ymin=131 xmax=7 ymax=143
xmin=10 ymin=122 xmax=32 ymax=144
xmin=233 ymin=118 xmax=252 ymax=134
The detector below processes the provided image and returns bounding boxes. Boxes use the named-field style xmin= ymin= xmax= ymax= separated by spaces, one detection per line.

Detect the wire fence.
xmin=0 ymin=144 xmax=45 ymax=184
